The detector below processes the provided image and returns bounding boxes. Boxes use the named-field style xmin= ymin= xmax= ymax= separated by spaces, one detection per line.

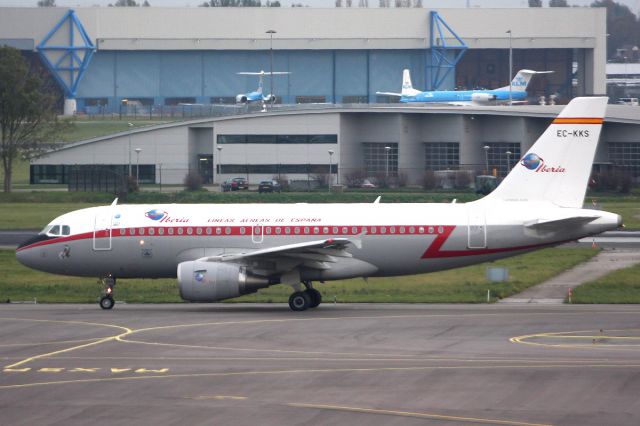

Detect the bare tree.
xmin=36 ymin=0 xmax=56 ymax=6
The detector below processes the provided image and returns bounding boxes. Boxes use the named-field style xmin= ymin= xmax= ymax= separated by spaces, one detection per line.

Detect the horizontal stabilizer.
xmin=525 ymin=216 xmax=597 ymax=231
xmin=376 ymin=91 xmax=402 ymax=97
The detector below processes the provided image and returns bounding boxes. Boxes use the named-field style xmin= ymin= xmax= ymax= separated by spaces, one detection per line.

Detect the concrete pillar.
xmin=63 ymin=98 xmax=77 ymax=116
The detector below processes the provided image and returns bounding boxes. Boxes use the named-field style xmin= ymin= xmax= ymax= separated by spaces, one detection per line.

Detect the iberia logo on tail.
xmin=521 ymin=153 xmax=566 ymax=173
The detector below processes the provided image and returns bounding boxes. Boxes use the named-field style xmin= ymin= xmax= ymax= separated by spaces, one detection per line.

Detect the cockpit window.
xmin=62 ymin=225 xmax=71 ymax=236
xmin=39 ymin=225 xmax=53 ymax=235
xmin=49 ymin=225 xmax=60 ymax=236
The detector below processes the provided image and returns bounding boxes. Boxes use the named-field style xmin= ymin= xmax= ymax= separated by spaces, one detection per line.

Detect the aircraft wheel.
xmin=305 ymin=288 xmax=322 ymax=308
xmin=99 ymin=295 xmax=115 ymax=310
xmin=289 ymin=291 xmax=311 ymax=312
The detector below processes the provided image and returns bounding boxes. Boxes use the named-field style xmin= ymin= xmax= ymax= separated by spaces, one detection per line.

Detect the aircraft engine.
xmin=236 ymin=94 xmax=248 ymax=104
xmin=177 ymin=261 xmax=276 ymax=302
xmin=471 ymin=93 xmax=497 ymax=103
xmin=264 ymin=94 xmax=276 ymax=103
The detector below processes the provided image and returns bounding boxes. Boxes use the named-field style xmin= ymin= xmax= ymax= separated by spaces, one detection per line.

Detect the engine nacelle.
xmin=471 ymin=93 xmax=497 ymax=103
xmin=177 ymin=261 xmax=274 ymax=302
xmin=236 ymin=94 xmax=248 ymax=104
xmin=263 ymin=94 xmax=276 ymax=103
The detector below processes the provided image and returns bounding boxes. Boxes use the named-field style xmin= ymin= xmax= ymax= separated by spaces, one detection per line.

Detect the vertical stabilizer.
xmin=484 ymin=97 xmax=608 ymax=208
xmin=401 ymin=69 xmax=421 ymax=97
xmin=496 ymin=69 xmax=553 ymax=93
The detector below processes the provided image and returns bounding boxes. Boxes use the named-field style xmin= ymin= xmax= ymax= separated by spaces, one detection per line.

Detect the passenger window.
xmin=62 ymin=225 xmax=71 ymax=236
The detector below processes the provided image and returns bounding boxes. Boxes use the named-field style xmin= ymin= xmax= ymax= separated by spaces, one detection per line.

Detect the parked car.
xmin=221 ymin=177 xmax=248 ymax=192
xmin=258 ymin=180 xmax=281 ymax=193
xmin=361 ymin=179 xmax=377 ymax=188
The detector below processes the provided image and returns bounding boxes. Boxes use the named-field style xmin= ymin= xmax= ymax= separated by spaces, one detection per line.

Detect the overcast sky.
xmin=1 ymin=0 xmax=638 ymax=15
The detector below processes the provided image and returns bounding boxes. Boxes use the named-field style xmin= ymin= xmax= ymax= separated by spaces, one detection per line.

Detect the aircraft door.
xmin=251 ymin=223 xmax=264 ymax=244
xmin=93 ymin=207 xmax=114 ymax=251
xmin=467 ymin=208 xmax=487 ymax=249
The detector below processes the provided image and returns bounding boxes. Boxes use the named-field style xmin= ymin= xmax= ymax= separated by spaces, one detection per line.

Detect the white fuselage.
xmin=16 ymin=200 xmax=621 ymax=280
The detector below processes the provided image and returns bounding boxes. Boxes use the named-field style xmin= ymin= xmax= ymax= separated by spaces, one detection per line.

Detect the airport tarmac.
xmin=1 ymin=304 xmax=640 ymax=425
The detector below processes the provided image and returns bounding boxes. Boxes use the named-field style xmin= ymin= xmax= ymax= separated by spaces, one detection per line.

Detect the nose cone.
xmin=16 ymin=234 xmax=52 ymax=270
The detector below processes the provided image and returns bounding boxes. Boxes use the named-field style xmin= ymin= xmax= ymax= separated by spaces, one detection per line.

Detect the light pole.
xmin=506 ymin=29 xmax=512 ymax=106
xmin=384 ymin=146 xmax=391 ymax=184
xmin=483 ymin=145 xmax=490 ymax=175
xmin=216 ymin=146 xmax=223 ymax=185
xmin=266 ymin=29 xmax=276 ymax=109
xmin=134 ymin=148 xmax=142 ymax=186
xmin=127 ymin=122 xmax=134 ymax=177
xmin=328 ymin=149 xmax=334 ymax=192
xmin=505 ymin=150 xmax=512 ymax=174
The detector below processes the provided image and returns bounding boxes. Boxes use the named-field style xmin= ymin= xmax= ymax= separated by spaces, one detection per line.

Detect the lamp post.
xmin=134 ymin=148 xmax=142 ymax=186
xmin=384 ymin=146 xmax=391 ymax=184
xmin=266 ymin=29 xmax=276 ymax=109
xmin=328 ymin=149 xmax=334 ymax=192
xmin=127 ymin=122 xmax=134 ymax=178
xmin=483 ymin=145 xmax=490 ymax=175
xmin=506 ymin=29 xmax=512 ymax=106
xmin=505 ymin=150 xmax=512 ymax=174
xmin=216 ymin=146 xmax=223 ymax=185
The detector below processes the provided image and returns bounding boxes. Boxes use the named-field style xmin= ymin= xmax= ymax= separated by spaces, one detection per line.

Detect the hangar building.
xmin=3 ymin=6 xmax=634 ymax=188
xmin=29 ymin=105 xmax=640 ymax=187
xmin=0 ymin=6 xmax=606 ymax=112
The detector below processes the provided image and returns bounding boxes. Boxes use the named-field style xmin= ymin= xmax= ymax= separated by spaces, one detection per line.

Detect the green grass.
xmin=599 ymin=201 xmax=640 ymax=229
xmin=0 ymin=248 xmax=598 ymax=304
xmin=59 ymin=120 xmax=169 ymax=143
xmin=572 ymin=263 xmax=640 ymax=304
xmin=1 ymin=120 xmax=170 ymax=187
xmin=0 ymin=203 xmax=99 ymax=230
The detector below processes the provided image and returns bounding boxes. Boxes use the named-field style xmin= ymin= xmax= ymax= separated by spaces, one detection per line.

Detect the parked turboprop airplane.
xmin=235 ymin=70 xmax=290 ymax=105
xmin=16 ymin=97 xmax=620 ymax=311
xmin=376 ymin=69 xmax=553 ymax=105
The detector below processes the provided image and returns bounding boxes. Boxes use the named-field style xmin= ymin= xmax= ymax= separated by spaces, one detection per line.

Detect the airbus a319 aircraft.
xmin=377 ymin=69 xmax=553 ymax=105
xmin=17 ymin=97 xmax=621 ymax=311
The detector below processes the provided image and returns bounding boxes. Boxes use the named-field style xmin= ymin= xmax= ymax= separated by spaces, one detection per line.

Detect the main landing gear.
xmin=99 ymin=276 xmax=116 ymax=310
xmin=288 ymin=281 xmax=322 ymax=312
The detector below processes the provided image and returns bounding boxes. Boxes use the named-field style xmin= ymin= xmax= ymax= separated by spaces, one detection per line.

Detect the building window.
xmin=165 ymin=97 xmax=196 ymax=106
xmin=295 ymin=96 xmax=326 ymax=104
xmin=211 ymin=96 xmax=237 ymax=105
xmin=217 ymin=134 xmax=337 ymax=144
xmin=84 ymin=98 xmax=108 ymax=107
xmin=363 ymin=143 xmax=398 ymax=177
xmin=608 ymin=142 xmax=640 ymax=177
xmin=375 ymin=95 xmax=401 ymax=103
xmin=425 ymin=143 xmax=460 ymax=171
xmin=219 ymin=164 xmax=336 ymax=174
xmin=342 ymin=95 xmax=368 ymax=104
xmin=484 ymin=142 xmax=521 ymax=177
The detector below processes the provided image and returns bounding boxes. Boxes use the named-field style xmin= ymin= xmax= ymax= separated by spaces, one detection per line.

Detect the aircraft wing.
xmin=375 ymin=91 xmax=402 ymax=97
xmin=197 ymin=237 xmax=362 ymax=273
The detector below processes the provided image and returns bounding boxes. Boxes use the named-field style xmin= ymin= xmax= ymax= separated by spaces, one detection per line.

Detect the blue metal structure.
xmin=37 ymin=10 xmax=95 ymax=98
xmin=428 ymin=11 xmax=467 ymax=91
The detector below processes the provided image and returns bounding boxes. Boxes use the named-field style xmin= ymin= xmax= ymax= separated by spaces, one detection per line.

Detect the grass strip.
xmin=571 ymin=263 xmax=640 ymax=304
xmin=0 ymin=248 xmax=598 ymax=304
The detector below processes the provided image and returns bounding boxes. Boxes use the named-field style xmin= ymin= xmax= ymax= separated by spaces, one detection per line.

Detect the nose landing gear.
xmin=288 ymin=281 xmax=322 ymax=311
xmin=99 ymin=276 xmax=116 ymax=310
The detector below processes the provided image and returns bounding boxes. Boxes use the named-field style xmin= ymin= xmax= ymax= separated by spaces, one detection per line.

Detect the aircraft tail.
xmin=484 ymin=97 xmax=608 ymax=208
xmin=401 ymin=69 xmax=421 ymax=97
xmin=496 ymin=69 xmax=553 ymax=93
